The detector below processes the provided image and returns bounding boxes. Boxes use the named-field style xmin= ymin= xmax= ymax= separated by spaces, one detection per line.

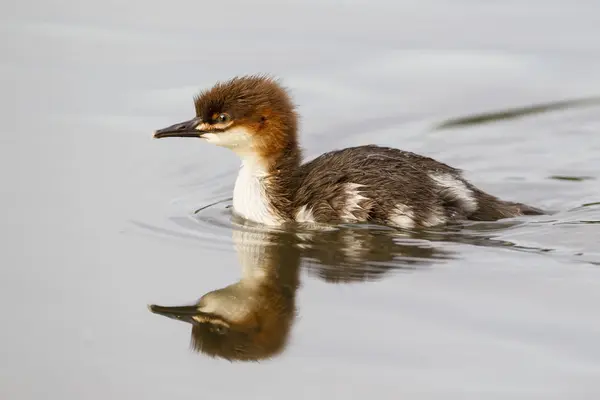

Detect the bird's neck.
xmin=232 ymin=139 xmax=302 ymax=225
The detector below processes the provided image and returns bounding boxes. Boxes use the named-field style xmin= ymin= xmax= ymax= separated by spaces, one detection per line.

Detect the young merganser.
xmin=154 ymin=75 xmax=544 ymax=228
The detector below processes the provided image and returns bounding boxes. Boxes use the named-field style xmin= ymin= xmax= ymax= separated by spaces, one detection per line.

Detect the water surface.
xmin=3 ymin=0 xmax=600 ymax=398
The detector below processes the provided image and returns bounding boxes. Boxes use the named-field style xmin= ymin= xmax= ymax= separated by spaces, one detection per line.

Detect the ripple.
xmin=131 ymin=187 xmax=600 ymax=281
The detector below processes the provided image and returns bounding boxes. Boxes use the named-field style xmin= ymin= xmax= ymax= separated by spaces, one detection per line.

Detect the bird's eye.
xmin=216 ymin=113 xmax=231 ymax=124
xmin=212 ymin=324 xmax=229 ymax=335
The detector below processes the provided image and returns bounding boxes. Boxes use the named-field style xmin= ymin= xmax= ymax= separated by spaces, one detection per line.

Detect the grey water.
xmin=2 ymin=0 xmax=600 ymax=399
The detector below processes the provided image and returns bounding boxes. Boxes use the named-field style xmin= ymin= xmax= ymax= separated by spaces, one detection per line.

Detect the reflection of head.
xmin=150 ymin=227 xmax=301 ymax=361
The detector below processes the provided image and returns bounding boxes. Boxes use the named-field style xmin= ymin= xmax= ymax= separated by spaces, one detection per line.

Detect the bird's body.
xmin=154 ymin=75 xmax=543 ymax=228
xmin=293 ymin=145 xmax=542 ymax=228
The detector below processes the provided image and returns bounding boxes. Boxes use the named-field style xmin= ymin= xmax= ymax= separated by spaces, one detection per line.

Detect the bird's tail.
xmin=468 ymin=190 xmax=546 ymax=221
xmin=510 ymin=201 xmax=546 ymax=216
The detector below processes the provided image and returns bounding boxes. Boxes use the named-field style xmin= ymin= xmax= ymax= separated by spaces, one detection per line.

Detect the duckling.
xmin=154 ymin=75 xmax=544 ymax=229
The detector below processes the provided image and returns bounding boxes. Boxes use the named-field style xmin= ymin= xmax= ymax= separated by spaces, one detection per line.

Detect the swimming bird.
xmin=154 ymin=75 xmax=544 ymax=228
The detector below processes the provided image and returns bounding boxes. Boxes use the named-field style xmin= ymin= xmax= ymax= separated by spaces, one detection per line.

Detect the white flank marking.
xmin=429 ymin=173 xmax=478 ymax=213
xmin=341 ymin=183 xmax=368 ymax=221
xmin=295 ymin=205 xmax=316 ymax=223
xmin=389 ymin=204 xmax=416 ymax=229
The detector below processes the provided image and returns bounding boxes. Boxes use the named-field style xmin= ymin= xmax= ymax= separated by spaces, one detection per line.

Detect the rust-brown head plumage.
xmin=193 ymin=75 xmax=299 ymax=159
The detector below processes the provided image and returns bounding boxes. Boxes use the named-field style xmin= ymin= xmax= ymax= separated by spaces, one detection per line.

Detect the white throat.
xmin=232 ymin=154 xmax=283 ymax=226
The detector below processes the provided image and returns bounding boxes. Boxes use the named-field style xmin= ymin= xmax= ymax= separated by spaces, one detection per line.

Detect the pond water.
xmin=3 ymin=1 xmax=600 ymax=398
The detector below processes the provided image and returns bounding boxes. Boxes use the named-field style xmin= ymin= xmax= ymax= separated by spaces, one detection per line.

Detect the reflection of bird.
xmin=154 ymin=75 xmax=544 ymax=229
xmin=149 ymin=212 xmax=460 ymax=361
xmin=151 ymin=209 xmax=539 ymax=360
xmin=149 ymin=227 xmax=301 ymax=361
